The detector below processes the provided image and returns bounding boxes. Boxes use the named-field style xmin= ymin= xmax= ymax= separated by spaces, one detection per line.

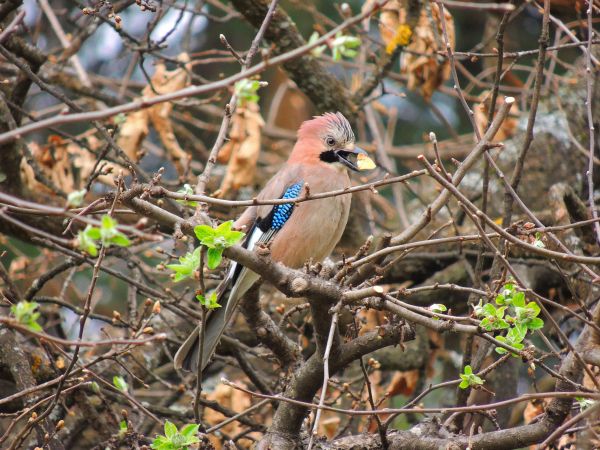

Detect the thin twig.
xmin=307 ymin=301 xmax=341 ymax=450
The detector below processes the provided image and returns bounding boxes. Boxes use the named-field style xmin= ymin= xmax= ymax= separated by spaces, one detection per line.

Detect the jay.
xmin=174 ymin=112 xmax=375 ymax=371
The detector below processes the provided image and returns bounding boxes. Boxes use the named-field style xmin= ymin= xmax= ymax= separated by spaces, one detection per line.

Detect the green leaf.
xmin=332 ymin=46 xmax=341 ymax=61
xmin=164 ymin=421 xmax=177 ymax=439
xmin=308 ymin=31 xmax=327 ymax=57
xmin=93 ymin=215 xmax=131 ymax=248
xmin=197 ymin=291 xmax=221 ymax=310
xmin=102 ymin=214 xmax=117 ymax=230
xmin=502 ymin=283 xmax=514 ymax=296
xmin=527 ymin=317 xmax=544 ymax=330
xmin=473 ymin=299 xmax=485 ymax=316
xmin=508 ymin=326 xmax=526 ymax=343
xmin=180 ymin=424 xmax=199 ymax=440
xmin=10 ymin=301 xmax=43 ymax=331
xmin=176 ymin=184 xmax=198 ymax=208
xmin=109 ymin=234 xmax=131 ymax=247
xmin=459 ymin=365 xmax=483 ymax=389
xmin=112 ymin=375 xmax=128 ymax=392
xmin=527 ymin=301 xmax=540 ymax=316
xmin=429 ymin=303 xmax=447 ymax=312
xmin=206 ymin=247 xmax=223 ymax=269
xmin=341 ymin=48 xmax=357 ymax=58
xmin=514 ymin=322 xmax=527 ymax=337
xmin=216 ymin=220 xmax=233 ymax=234
xmin=512 ymin=291 xmax=526 ymax=307
xmin=78 ymin=226 xmax=99 ymax=257
xmin=235 ymin=78 xmax=263 ymax=106
xmin=499 ymin=319 xmax=510 ymax=328
xmin=28 ymin=321 xmax=43 ymax=332
xmin=330 ymin=32 xmax=361 ymax=61
xmin=483 ymin=303 xmax=497 ymax=317
xmin=150 ymin=436 xmax=172 ymax=450
xmin=225 ymin=230 xmax=245 ymax=246
xmin=480 ymin=318 xmax=492 ymax=330
xmin=166 ymin=247 xmax=201 ymax=282
xmin=194 ymin=224 xmax=215 ymax=242
xmin=86 ymin=227 xmax=101 ymax=240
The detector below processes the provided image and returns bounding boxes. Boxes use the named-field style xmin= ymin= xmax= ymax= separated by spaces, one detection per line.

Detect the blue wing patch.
xmin=271 ymin=182 xmax=304 ymax=230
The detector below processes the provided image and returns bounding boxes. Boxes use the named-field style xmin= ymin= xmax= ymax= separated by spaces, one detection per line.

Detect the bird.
xmin=174 ymin=112 xmax=376 ymax=372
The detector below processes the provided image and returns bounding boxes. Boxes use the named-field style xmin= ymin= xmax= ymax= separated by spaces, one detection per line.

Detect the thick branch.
xmin=230 ymin=0 xmax=357 ymax=121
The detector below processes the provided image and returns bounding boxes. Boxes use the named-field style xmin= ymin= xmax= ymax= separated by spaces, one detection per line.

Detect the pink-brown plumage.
xmin=174 ymin=112 xmax=374 ymax=372
xmin=235 ymin=161 xmax=351 ymax=268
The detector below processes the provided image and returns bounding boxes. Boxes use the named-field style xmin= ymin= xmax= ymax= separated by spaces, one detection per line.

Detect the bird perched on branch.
xmin=174 ymin=112 xmax=376 ymax=372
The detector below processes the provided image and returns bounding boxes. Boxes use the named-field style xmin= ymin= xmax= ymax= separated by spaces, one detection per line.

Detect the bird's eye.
xmin=326 ymin=137 xmax=336 ymax=147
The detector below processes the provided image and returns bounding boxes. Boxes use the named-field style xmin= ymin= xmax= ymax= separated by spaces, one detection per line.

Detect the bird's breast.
xmin=269 ymin=172 xmax=351 ymax=268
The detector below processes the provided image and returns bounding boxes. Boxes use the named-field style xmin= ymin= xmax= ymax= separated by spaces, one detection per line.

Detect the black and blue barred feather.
xmin=258 ymin=181 xmax=304 ymax=232
xmin=271 ymin=182 xmax=303 ymax=230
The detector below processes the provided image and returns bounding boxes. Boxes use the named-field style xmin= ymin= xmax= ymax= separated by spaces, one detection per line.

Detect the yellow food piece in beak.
xmin=357 ymin=153 xmax=376 ymax=171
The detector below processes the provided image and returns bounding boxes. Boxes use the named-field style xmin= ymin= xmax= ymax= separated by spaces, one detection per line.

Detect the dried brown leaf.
xmin=218 ymin=103 xmax=264 ymax=197
xmin=387 ymin=369 xmax=420 ymax=397
xmin=116 ymin=53 xmax=192 ymax=175
xmin=21 ymin=139 xmax=74 ymax=194
xmin=21 ymin=134 xmax=116 ymax=194
xmin=204 ymin=382 xmax=260 ymax=449
xmin=116 ymin=109 xmax=149 ymax=162
xmin=378 ymin=0 xmax=405 ymax=47
xmin=402 ymin=4 xmax=454 ymax=101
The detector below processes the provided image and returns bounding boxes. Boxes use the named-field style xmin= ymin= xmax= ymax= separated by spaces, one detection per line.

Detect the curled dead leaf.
xmin=116 ymin=53 xmax=192 ymax=176
xmin=218 ymin=102 xmax=264 ymax=197
xmin=523 ymin=400 xmax=545 ymax=424
xmin=387 ymin=369 xmax=420 ymax=397
xmin=376 ymin=1 xmax=454 ymax=100
xmin=204 ymin=382 xmax=262 ymax=449
xmin=378 ymin=0 xmax=405 ymax=49
xmin=21 ymin=134 xmax=115 ymax=195
xmin=403 ymin=4 xmax=454 ymax=101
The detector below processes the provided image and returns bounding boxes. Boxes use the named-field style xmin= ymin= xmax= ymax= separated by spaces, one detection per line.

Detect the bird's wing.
xmin=175 ymin=174 xmax=306 ymax=371
xmin=221 ymin=180 xmax=305 ymax=324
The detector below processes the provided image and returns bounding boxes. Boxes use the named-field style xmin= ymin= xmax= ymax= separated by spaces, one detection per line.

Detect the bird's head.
xmin=289 ymin=112 xmax=376 ymax=172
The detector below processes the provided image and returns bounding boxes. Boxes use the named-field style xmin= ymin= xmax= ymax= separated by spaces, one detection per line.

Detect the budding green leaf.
xmin=331 ymin=32 xmax=361 ymax=61
xmin=196 ymin=291 xmax=221 ymax=310
xmin=193 ymin=221 xmax=245 ymax=270
xmin=112 ymin=375 xmax=128 ymax=392
xmin=175 ymin=184 xmax=198 ymax=208
xmin=78 ymin=226 xmax=99 ymax=257
xmin=308 ymin=31 xmax=327 ymax=57
xmin=10 ymin=301 xmax=43 ymax=331
xmin=206 ymin=247 xmax=223 ymax=270
xmin=235 ymin=78 xmax=262 ymax=106
xmin=166 ymin=247 xmax=201 ymax=282
xmin=151 ymin=420 xmax=200 ymax=450
xmin=459 ymin=365 xmax=484 ymax=389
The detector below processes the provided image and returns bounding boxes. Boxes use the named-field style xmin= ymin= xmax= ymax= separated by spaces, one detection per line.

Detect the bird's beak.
xmin=336 ymin=146 xmax=376 ymax=172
